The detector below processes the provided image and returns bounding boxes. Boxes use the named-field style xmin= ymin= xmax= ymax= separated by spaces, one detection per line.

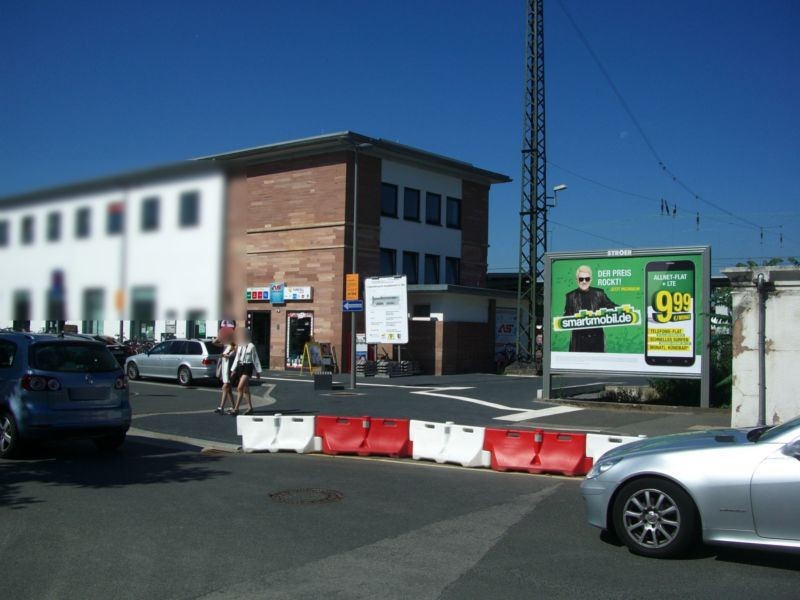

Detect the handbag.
xmin=215 ymin=358 xmax=224 ymax=379
xmin=230 ymin=346 xmax=244 ymax=385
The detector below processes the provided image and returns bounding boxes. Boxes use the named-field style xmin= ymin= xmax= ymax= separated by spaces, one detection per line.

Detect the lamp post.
xmin=346 ymin=141 xmax=372 ymax=390
xmin=546 ymin=184 xmax=567 ymax=248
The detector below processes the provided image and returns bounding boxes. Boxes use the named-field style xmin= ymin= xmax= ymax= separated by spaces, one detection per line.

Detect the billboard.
xmin=545 ymin=247 xmax=709 ymax=377
xmin=365 ymin=276 xmax=409 ymax=344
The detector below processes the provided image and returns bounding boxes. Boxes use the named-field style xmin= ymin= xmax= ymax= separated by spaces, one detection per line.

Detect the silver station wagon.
xmin=125 ymin=338 xmax=224 ymax=386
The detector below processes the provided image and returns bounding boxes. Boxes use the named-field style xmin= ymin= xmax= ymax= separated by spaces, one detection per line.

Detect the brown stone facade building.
xmin=204 ymin=132 xmax=511 ymax=374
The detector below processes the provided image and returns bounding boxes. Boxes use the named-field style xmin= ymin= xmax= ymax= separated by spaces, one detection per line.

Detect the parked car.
xmin=580 ymin=415 xmax=800 ymax=558
xmin=125 ymin=338 xmax=224 ymax=385
xmin=0 ymin=332 xmax=131 ymax=458
xmin=65 ymin=333 xmax=135 ymax=367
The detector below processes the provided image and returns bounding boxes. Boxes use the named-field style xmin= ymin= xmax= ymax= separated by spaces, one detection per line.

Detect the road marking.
xmin=411 ymin=389 xmax=516 ymax=410
xmin=128 ymin=428 xmax=240 ymax=453
xmin=494 ymin=406 xmax=583 ymax=422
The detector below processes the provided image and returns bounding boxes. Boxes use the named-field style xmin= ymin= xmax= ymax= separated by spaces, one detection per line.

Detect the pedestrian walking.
xmin=214 ymin=338 xmax=238 ymax=414
xmin=230 ymin=330 xmax=262 ymax=416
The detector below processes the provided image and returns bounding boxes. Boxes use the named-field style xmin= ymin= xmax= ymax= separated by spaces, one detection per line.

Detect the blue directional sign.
xmin=342 ymin=299 xmax=364 ymax=312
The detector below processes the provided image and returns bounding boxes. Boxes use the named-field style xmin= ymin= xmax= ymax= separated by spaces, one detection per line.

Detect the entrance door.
xmin=286 ymin=312 xmax=313 ymax=369
xmin=251 ymin=311 xmax=271 ymax=368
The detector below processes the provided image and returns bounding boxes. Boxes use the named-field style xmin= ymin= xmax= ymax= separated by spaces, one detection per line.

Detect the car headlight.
xmin=586 ymin=457 xmax=622 ymax=479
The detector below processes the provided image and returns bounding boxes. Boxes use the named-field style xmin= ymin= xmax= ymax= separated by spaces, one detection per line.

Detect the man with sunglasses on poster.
xmin=563 ymin=265 xmax=618 ymax=352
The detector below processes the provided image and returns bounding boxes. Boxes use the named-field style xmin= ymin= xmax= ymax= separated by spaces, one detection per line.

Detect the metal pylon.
xmin=515 ymin=0 xmax=547 ymax=363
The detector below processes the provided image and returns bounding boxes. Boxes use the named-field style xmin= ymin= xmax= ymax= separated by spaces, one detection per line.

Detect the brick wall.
xmin=460 ymin=180 xmax=490 ymax=288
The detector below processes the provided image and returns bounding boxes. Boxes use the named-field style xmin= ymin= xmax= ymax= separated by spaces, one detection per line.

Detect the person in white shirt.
xmin=214 ymin=338 xmax=238 ymax=415
xmin=230 ymin=329 xmax=262 ymax=415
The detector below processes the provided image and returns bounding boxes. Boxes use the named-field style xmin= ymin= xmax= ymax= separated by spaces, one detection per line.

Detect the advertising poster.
xmin=365 ymin=276 xmax=409 ymax=344
xmin=495 ymin=307 xmax=517 ymax=357
xmin=547 ymin=248 xmax=707 ymax=376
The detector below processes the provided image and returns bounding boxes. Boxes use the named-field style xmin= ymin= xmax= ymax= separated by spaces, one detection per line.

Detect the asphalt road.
xmin=127 ymin=372 xmax=730 ymax=449
xmin=2 ymin=436 xmax=798 ymax=600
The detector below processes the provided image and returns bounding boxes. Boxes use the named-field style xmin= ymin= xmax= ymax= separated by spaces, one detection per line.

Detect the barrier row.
xmin=236 ymin=414 xmax=642 ymax=477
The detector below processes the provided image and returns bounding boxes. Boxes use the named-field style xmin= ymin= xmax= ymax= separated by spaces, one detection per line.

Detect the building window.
xmin=403 ymin=251 xmax=419 ymax=284
xmin=425 ymin=192 xmax=441 ymax=225
xmin=107 ymin=202 xmax=124 ymax=235
xmin=445 ymin=257 xmax=460 ymax=285
xmin=446 ymin=197 xmax=461 ymax=229
xmin=424 ymin=254 xmax=440 ymax=284
xmin=13 ymin=290 xmax=31 ymax=322
xmin=75 ymin=207 xmax=91 ymax=239
xmin=141 ymin=197 xmax=160 ymax=232
xmin=0 ymin=220 xmax=8 ymax=247
xmin=47 ymin=212 xmax=61 ymax=242
xmin=381 ymin=183 xmax=398 ymax=218
xmin=21 ymin=216 xmax=34 ymax=245
xmin=179 ymin=191 xmax=200 ymax=227
xmin=403 ymin=187 xmax=420 ymax=222
xmin=412 ymin=304 xmax=431 ymax=318
xmin=379 ymin=248 xmax=396 ymax=276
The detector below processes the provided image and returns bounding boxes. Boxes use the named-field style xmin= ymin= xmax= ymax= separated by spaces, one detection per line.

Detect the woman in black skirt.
xmin=230 ymin=329 xmax=262 ymax=415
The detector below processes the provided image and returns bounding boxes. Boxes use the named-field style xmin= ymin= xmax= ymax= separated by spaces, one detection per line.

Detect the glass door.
xmin=286 ymin=312 xmax=313 ymax=369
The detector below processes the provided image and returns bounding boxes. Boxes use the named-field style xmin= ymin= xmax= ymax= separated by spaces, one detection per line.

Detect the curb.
xmin=546 ymin=397 xmax=729 ymax=415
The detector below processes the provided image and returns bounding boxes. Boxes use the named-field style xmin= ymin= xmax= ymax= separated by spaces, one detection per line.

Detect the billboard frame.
xmin=542 ymin=246 xmax=711 ymax=408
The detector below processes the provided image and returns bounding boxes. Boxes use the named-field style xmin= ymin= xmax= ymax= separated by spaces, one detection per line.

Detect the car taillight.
xmin=201 ymin=358 xmax=216 ymax=366
xmin=114 ymin=376 xmax=127 ymax=390
xmin=22 ymin=375 xmax=61 ymax=392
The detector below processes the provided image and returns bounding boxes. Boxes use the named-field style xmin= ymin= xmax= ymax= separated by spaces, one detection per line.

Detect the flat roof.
xmin=196 ymin=131 xmax=511 ymax=186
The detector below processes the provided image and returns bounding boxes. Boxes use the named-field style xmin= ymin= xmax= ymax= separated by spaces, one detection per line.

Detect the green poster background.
xmin=549 ymin=254 xmax=703 ymax=356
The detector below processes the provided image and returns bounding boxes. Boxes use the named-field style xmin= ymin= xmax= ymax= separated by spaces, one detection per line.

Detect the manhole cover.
xmin=269 ymin=488 xmax=344 ymax=505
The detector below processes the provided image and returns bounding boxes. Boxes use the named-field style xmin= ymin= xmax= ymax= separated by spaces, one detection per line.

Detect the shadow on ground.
xmin=0 ymin=436 xmax=228 ymax=510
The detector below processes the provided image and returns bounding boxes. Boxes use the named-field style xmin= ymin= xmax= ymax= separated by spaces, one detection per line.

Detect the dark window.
xmin=445 ymin=257 xmax=461 ymax=285
xmin=83 ymin=288 xmax=104 ymax=323
xmin=47 ymin=212 xmax=61 ymax=242
xmin=107 ymin=202 xmax=124 ymax=235
xmin=131 ymin=286 xmax=156 ymax=320
xmin=0 ymin=340 xmax=17 ymax=368
xmin=166 ymin=340 xmax=187 ymax=354
xmin=380 ymin=248 xmax=396 ymax=276
xmin=149 ymin=342 xmax=169 ymax=355
xmin=0 ymin=220 xmax=8 ymax=247
xmin=21 ymin=216 xmax=34 ymax=245
xmin=412 ymin=304 xmax=431 ymax=318
xmin=424 ymin=254 xmax=440 ymax=284
xmin=425 ymin=192 xmax=441 ymax=225
xmin=13 ymin=290 xmax=31 ymax=321
xmin=381 ymin=183 xmax=398 ymax=218
xmin=179 ymin=191 xmax=200 ymax=227
xmin=141 ymin=197 xmax=160 ymax=232
xmin=75 ymin=207 xmax=91 ymax=238
xmin=446 ymin=197 xmax=461 ymax=229
xmin=403 ymin=251 xmax=419 ymax=284
xmin=186 ymin=341 xmax=203 ymax=355
xmin=403 ymin=187 xmax=420 ymax=221
xmin=29 ymin=342 xmax=118 ymax=373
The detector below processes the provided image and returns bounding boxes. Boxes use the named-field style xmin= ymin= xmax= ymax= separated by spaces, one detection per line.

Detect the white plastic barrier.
xmin=237 ymin=414 xmax=321 ymax=454
xmin=409 ymin=420 xmax=491 ymax=468
xmin=586 ymin=433 xmax=644 ymax=461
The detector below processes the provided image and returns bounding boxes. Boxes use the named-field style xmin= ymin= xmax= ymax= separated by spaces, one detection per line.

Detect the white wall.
xmin=407 ymin=292 xmax=491 ymax=323
xmin=724 ymin=267 xmax=800 ymax=427
xmin=380 ymin=160 xmax=462 ymax=282
xmin=0 ymin=170 xmax=225 ymax=332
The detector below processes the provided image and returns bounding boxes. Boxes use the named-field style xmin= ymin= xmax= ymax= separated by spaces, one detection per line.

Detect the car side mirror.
xmin=781 ymin=440 xmax=800 ymax=460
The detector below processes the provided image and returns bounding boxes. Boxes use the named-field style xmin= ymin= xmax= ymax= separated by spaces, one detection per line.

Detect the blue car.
xmin=0 ymin=332 xmax=131 ymax=458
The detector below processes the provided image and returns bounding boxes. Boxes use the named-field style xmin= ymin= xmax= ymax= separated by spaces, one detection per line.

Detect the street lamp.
xmin=547 ymin=184 xmax=568 ymax=207
xmin=342 ymin=139 xmax=373 ymax=390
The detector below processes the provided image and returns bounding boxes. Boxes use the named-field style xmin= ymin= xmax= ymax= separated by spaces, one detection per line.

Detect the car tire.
xmin=612 ymin=477 xmax=698 ymax=558
xmin=94 ymin=431 xmax=126 ymax=452
xmin=0 ymin=412 xmax=22 ymax=459
xmin=127 ymin=362 xmax=140 ymax=380
xmin=178 ymin=366 xmax=192 ymax=386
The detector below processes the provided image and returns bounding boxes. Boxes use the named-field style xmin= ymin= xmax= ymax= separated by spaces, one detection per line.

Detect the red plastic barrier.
xmin=314 ymin=415 xmax=369 ymax=455
xmin=360 ymin=418 xmax=412 ymax=458
xmin=530 ymin=431 xmax=593 ymax=476
xmin=483 ymin=428 xmax=542 ymax=473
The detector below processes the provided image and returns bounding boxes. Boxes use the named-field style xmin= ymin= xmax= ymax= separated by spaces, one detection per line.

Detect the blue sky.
xmin=1 ymin=0 xmax=798 ymax=273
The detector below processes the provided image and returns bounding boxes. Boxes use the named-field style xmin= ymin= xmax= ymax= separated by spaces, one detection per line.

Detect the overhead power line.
xmin=555 ymin=0 xmax=763 ymax=231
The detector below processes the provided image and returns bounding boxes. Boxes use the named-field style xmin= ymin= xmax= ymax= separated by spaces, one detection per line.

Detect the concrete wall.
xmin=723 ymin=266 xmax=800 ymax=427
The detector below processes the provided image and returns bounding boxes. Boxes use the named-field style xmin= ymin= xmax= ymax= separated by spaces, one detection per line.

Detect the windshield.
xmin=756 ymin=415 xmax=800 ymax=443
xmin=30 ymin=342 xmax=120 ymax=373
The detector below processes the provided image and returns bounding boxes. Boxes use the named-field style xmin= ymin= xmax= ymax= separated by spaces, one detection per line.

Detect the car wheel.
xmin=612 ymin=477 xmax=697 ymax=558
xmin=178 ymin=366 xmax=192 ymax=386
xmin=127 ymin=362 xmax=140 ymax=380
xmin=94 ymin=432 xmax=126 ymax=452
xmin=0 ymin=413 xmax=22 ymax=459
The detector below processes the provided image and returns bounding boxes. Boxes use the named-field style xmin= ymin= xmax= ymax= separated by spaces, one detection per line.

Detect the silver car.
xmin=581 ymin=415 xmax=800 ymax=558
xmin=125 ymin=339 xmax=223 ymax=386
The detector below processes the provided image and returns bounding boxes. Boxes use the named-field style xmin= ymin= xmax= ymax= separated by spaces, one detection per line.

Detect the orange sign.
xmin=345 ymin=273 xmax=360 ymax=301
